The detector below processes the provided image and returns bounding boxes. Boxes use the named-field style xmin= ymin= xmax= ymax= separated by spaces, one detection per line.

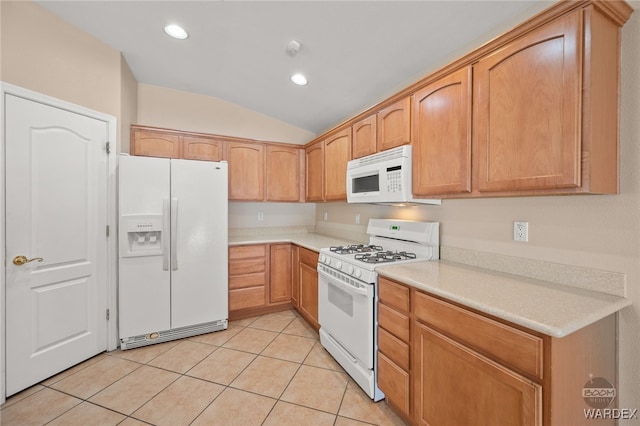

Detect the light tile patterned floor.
xmin=1 ymin=310 xmax=406 ymax=426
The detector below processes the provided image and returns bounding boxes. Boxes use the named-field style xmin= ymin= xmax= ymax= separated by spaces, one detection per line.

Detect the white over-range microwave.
xmin=346 ymin=145 xmax=441 ymax=205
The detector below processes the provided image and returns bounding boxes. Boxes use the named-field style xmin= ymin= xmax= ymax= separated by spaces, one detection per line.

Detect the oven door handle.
xmin=319 ymin=269 xmax=370 ymax=297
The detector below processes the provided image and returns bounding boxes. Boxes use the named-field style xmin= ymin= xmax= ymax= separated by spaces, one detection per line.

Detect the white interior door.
xmin=5 ymin=94 xmax=109 ymax=396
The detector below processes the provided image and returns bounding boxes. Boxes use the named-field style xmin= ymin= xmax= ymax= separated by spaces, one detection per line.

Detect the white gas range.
xmin=317 ymin=219 xmax=439 ymax=401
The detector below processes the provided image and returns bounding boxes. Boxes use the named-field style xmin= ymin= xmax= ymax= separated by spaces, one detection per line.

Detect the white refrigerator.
xmin=118 ymin=155 xmax=228 ymax=349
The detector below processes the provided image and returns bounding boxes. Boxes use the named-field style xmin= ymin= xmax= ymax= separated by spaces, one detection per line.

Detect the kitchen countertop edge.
xmin=377 ymin=260 xmax=632 ymax=339
xmin=228 ymin=233 xmax=356 ymax=253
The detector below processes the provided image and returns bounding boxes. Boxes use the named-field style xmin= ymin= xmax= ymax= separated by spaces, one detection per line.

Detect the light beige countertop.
xmin=228 ymin=232 xmax=355 ymax=253
xmin=376 ymin=260 xmax=631 ymax=338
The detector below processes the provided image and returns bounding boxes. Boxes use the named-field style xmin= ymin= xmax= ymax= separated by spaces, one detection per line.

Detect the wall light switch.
xmin=355 ymin=213 xmax=361 ymax=224
xmin=323 ymin=211 xmax=328 ymax=221
xmin=258 ymin=212 xmax=264 ymax=221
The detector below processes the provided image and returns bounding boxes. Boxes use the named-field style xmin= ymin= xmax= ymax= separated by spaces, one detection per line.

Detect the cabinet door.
xmin=324 ymin=128 xmax=351 ymax=201
xmin=269 ymin=244 xmax=292 ymax=304
xmin=226 ymin=142 xmax=265 ymax=201
xmin=377 ymin=97 xmax=411 ymax=152
xmin=352 ymin=114 xmax=376 ymax=159
xmin=266 ymin=146 xmax=301 ymax=201
xmin=182 ymin=136 xmax=224 ymax=161
xmin=299 ymin=263 xmax=319 ymax=329
xmin=474 ymin=11 xmax=582 ymax=192
xmin=291 ymin=246 xmax=300 ymax=308
xmin=414 ymin=322 xmax=542 ymax=426
xmin=412 ymin=67 xmax=472 ymax=196
xmin=305 ymin=142 xmax=324 ymax=202
xmin=130 ymin=128 xmax=181 ymax=158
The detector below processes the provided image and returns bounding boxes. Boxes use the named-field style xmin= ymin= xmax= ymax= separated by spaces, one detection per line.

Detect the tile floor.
xmin=1 ymin=310 xmax=406 ymax=426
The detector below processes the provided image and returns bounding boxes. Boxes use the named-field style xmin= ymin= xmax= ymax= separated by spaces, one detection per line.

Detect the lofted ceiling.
xmin=36 ymin=1 xmax=551 ymax=136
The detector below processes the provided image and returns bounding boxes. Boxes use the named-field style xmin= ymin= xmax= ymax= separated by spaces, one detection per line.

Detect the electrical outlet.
xmin=355 ymin=213 xmax=361 ymax=225
xmin=323 ymin=211 xmax=328 ymax=221
xmin=513 ymin=221 xmax=528 ymax=242
xmin=257 ymin=212 xmax=264 ymax=221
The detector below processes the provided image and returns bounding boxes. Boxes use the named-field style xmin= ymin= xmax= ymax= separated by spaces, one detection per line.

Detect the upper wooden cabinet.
xmin=266 ymin=145 xmax=303 ymax=202
xmin=412 ymin=66 xmax=472 ymax=196
xmin=352 ymin=114 xmax=377 ymax=159
xmin=131 ymin=126 xmax=224 ymax=161
xmin=182 ymin=136 xmax=224 ymax=161
xmin=473 ymin=5 xmax=624 ymax=196
xmin=324 ymin=128 xmax=352 ymax=201
xmin=130 ymin=127 xmax=181 ymax=158
xmin=352 ymin=98 xmax=410 ymax=159
xmin=131 ymin=125 xmax=305 ymax=202
xmin=305 ymin=141 xmax=324 ymax=202
xmin=226 ymin=142 xmax=265 ymax=201
xmin=377 ymin=97 xmax=411 ymax=152
xmin=474 ymin=11 xmax=582 ymax=193
xmin=306 ymin=1 xmax=631 ymax=199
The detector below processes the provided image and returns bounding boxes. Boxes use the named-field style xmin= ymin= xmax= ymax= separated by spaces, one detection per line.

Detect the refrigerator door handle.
xmin=162 ymin=198 xmax=170 ymax=271
xmin=171 ymin=197 xmax=178 ymax=271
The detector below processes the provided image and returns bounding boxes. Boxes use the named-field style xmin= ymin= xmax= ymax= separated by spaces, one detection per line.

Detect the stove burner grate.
xmin=354 ymin=251 xmax=418 ymax=263
xmin=329 ymin=244 xmax=384 ymax=255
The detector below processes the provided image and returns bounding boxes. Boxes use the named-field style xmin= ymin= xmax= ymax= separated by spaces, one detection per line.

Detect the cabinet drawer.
xmin=414 ymin=290 xmax=543 ymax=379
xmin=229 ymin=259 xmax=265 ymax=275
xmin=229 ymin=245 xmax=266 ymax=260
xmin=379 ymin=277 xmax=410 ymax=313
xmin=229 ymin=272 xmax=266 ymax=289
xmin=229 ymin=286 xmax=266 ymax=310
xmin=378 ymin=327 xmax=409 ymax=371
xmin=378 ymin=303 xmax=410 ymax=342
xmin=378 ymin=352 xmax=410 ymax=418
xmin=299 ymin=247 xmax=318 ymax=267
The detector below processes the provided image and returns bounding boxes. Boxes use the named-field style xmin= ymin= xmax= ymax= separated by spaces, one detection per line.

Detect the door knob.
xmin=13 ymin=255 xmax=43 ymax=266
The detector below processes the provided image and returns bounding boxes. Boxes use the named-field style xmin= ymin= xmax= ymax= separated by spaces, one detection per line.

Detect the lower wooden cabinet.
xmin=378 ymin=275 xmax=617 ymax=426
xmin=228 ymin=243 xmax=293 ymax=319
xmin=291 ymin=246 xmax=300 ymax=308
xmin=269 ymin=244 xmax=292 ymax=304
xmin=414 ymin=322 xmax=541 ymax=426
xmin=298 ymin=247 xmax=319 ymax=330
xmin=229 ymin=245 xmax=267 ymax=311
xmin=378 ymin=278 xmax=412 ymax=421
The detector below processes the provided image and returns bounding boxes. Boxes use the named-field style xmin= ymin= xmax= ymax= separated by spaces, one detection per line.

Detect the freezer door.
xmin=170 ymin=159 xmax=229 ymax=328
xmin=118 ymin=155 xmax=171 ymax=338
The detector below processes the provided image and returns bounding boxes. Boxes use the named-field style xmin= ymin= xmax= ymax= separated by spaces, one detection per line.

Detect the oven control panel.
xmin=320 ymin=254 xmax=364 ymax=279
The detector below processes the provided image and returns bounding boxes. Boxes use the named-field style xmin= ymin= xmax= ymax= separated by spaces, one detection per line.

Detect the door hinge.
xmin=106 ymin=309 xmax=110 ymax=320
xmin=106 ymin=141 xmax=111 ymax=154
xmin=106 ymin=225 xmax=110 ymax=237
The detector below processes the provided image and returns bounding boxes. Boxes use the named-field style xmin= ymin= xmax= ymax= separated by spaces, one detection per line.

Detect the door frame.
xmin=0 ymin=82 xmax=119 ymax=403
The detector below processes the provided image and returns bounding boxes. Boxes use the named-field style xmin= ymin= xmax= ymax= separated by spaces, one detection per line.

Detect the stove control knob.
xmin=336 ymin=261 xmax=343 ymax=269
xmin=348 ymin=266 xmax=355 ymax=275
xmin=319 ymin=255 xmax=325 ymax=263
xmin=354 ymin=269 xmax=362 ymax=278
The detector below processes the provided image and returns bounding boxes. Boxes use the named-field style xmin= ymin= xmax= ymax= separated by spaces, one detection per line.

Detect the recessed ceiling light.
xmin=164 ymin=24 xmax=189 ymax=40
xmin=291 ymin=73 xmax=308 ymax=86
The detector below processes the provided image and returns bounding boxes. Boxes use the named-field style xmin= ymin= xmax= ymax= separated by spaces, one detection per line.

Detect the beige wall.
xmin=229 ymin=202 xmax=315 ymax=229
xmin=318 ymin=5 xmax=640 ymax=409
xmin=0 ymin=1 xmax=138 ymax=152
xmin=136 ymin=84 xmax=315 ymax=146
xmin=120 ymin=57 xmax=138 ymax=153
xmin=1 ymin=1 xmax=120 ymax=117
